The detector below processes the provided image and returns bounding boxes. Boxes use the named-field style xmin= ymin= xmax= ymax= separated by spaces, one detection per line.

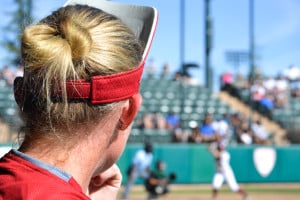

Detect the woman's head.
xmin=16 ymin=4 xmax=143 ymax=142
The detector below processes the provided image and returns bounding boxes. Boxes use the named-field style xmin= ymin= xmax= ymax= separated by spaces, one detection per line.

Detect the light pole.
xmin=180 ymin=0 xmax=185 ymax=73
xmin=179 ymin=0 xmax=185 ymax=117
xmin=249 ymin=0 xmax=255 ymax=83
xmin=204 ymin=0 xmax=213 ymax=92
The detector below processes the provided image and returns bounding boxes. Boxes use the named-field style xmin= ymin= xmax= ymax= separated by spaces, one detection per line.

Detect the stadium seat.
xmin=131 ymin=77 xmax=234 ymax=143
xmin=127 ymin=128 xmax=173 ymax=144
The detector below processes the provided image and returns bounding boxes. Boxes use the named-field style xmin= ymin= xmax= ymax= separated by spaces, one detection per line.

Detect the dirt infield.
xmin=118 ymin=183 xmax=300 ymax=200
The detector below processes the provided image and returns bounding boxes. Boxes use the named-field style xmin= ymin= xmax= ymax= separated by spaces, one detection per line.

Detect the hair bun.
xmin=59 ymin=18 xmax=92 ymax=61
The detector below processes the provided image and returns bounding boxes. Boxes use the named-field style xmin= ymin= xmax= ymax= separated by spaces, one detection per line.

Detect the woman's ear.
xmin=118 ymin=93 xmax=142 ymax=130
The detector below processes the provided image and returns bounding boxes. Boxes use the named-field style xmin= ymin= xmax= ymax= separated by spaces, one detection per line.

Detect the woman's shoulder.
xmin=0 ymin=151 xmax=90 ymax=200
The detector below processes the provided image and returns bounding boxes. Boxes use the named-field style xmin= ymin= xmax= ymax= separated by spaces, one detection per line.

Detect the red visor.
xmin=14 ymin=0 xmax=158 ymax=105
xmin=62 ymin=62 xmax=144 ymax=104
xmin=60 ymin=0 xmax=158 ymax=104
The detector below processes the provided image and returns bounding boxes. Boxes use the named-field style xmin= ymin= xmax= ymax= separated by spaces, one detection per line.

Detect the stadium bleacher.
xmin=2 ymin=74 xmax=287 ymax=145
xmin=0 ymin=82 xmax=21 ymax=143
xmin=129 ymin=76 xmax=234 ymax=143
xmin=237 ymin=87 xmax=300 ymax=131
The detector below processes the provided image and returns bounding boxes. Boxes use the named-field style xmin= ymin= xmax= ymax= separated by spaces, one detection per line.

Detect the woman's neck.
xmin=19 ymin=133 xmax=106 ymax=193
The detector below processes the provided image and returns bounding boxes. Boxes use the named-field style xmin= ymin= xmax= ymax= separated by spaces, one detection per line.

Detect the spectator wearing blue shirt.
xmin=259 ymin=94 xmax=274 ymax=119
xmin=259 ymin=94 xmax=274 ymax=110
xmin=165 ymin=112 xmax=188 ymax=143
xmin=165 ymin=112 xmax=180 ymax=129
xmin=198 ymin=114 xmax=219 ymax=143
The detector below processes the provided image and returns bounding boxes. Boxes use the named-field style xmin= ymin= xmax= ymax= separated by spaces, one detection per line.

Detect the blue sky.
xmin=1 ymin=0 xmax=300 ymax=89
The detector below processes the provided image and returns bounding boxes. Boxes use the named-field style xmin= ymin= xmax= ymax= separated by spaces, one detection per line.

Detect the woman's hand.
xmin=88 ymin=164 xmax=122 ymax=200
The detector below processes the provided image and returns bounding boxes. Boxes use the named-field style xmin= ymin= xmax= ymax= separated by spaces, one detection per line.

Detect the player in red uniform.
xmin=0 ymin=0 xmax=158 ymax=199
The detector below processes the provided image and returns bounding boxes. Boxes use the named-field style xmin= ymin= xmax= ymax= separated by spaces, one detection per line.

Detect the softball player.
xmin=122 ymin=143 xmax=153 ymax=199
xmin=210 ymin=143 xmax=250 ymax=200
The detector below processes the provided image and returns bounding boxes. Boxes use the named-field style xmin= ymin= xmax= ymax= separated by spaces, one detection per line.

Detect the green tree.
xmin=1 ymin=0 xmax=34 ymax=65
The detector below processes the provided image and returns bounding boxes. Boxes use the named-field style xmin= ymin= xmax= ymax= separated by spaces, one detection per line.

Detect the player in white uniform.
xmin=210 ymin=142 xmax=250 ymax=200
xmin=122 ymin=142 xmax=153 ymax=199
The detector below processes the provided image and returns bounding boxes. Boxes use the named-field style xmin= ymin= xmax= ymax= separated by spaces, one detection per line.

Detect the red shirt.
xmin=0 ymin=150 xmax=90 ymax=200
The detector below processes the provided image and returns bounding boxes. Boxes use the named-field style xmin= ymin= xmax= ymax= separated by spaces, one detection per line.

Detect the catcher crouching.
xmin=144 ymin=160 xmax=176 ymax=200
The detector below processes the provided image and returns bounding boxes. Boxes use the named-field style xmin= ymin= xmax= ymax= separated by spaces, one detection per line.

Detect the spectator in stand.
xmin=151 ymin=112 xmax=166 ymax=130
xmin=234 ymin=72 xmax=249 ymax=90
xmin=172 ymin=70 xmax=200 ymax=86
xmin=197 ymin=113 xmax=219 ymax=143
xmin=251 ymin=120 xmax=271 ymax=144
xmin=1 ymin=65 xmax=15 ymax=86
xmin=228 ymin=113 xmax=241 ymax=142
xmin=160 ymin=62 xmax=172 ymax=79
xmin=283 ymin=64 xmax=300 ymax=82
xmin=292 ymin=86 xmax=300 ymax=98
xmin=165 ymin=112 xmax=180 ymax=129
xmin=252 ymin=68 xmax=263 ymax=82
xmin=258 ymin=93 xmax=274 ymax=119
xmin=137 ymin=112 xmax=166 ymax=130
xmin=274 ymin=74 xmax=289 ymax=108
xmin=0 ymin=65 xmax=24 ymax=87
xmin=221 ymin=71 xmax=233 ymax=85
xmin=15 ymin=65 xmax=24 ymax=77
xmin=173 ymin=71 xmax=182 ymax=82
xmin=263 ymin=76 xmax=276 ymax=95
xmin=144 ymin=58 xmax=157 ymax=79
xmin=136 ymin=113 xmax=152 ymax=130
xmin=220 ymin=71 xmax=235 ymax=95
xmin=188 ymin=125 xmax=201 ymax=143
xmin=250 ymin=79 xmax=266 ymax=110
xmin=182 ymin=72 xmax=200 ymax=86
xmin=212 ymin=115 xmax=231 ymax=146
xmin=236 ymin=121 xmax=253 ymax=145
xmin=165 ymin=112 xmax=188 ymax=143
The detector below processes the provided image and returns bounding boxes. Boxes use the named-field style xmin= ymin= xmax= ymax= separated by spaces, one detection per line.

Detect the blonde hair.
xmin=19 ymin=5 xmax=143 ymax=136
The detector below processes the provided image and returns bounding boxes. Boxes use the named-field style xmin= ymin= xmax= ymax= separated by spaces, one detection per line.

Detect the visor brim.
xmin=64 ymin=0 xmax=158 ymax=62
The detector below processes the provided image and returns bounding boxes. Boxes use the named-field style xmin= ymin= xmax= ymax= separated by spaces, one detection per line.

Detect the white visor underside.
xmin=64 ymin=0 xmax=158 ymax=61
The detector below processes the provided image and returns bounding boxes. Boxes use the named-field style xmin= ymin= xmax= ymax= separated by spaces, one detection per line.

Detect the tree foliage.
xmin=1 ymin=0 xmax=34 ymax=65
